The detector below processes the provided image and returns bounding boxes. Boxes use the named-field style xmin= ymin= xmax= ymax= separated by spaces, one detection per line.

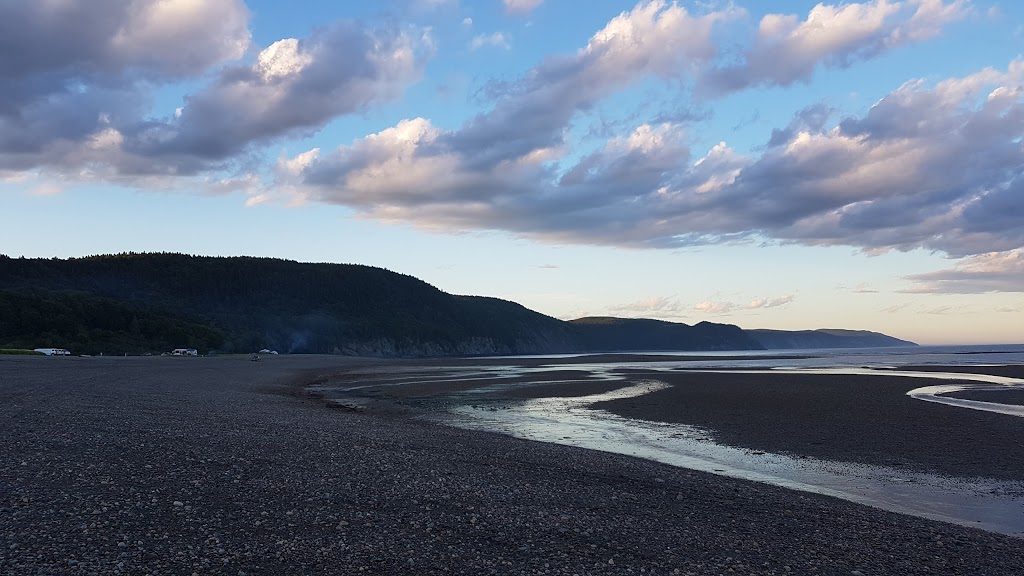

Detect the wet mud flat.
xmin=3 ymin=356 xmax=1024 ymax=575
xmin=320 ymin=360 xmax=1024 ymax=481
xmin=318 ymin=359 xmax=1024 ymax=534
xmin=893 ymin=365 xmax=1024 ymax=406
xmin=591 ymin=370 xmax=1024 ymax=481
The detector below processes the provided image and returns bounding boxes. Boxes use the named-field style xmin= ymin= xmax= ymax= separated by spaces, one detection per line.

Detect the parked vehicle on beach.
xmin=171 ymin=348 xmax=198 ymax=356
xmin=33 ymin=348 xmax=71 ymax=356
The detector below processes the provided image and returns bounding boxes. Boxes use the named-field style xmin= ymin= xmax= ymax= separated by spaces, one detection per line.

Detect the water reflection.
xmin=320 ymin=358 xmax=1024 ymax=536
xmin=432 ymin=380 xmax=1024 ymax=536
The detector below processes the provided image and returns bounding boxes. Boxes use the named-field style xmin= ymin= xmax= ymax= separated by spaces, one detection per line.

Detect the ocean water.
xmin=490 ymin=343 xmax=1024 ymax=369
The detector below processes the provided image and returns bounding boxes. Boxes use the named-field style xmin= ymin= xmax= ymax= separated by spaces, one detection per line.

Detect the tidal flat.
xmin=2 ymin=354 xmax=1024 ymax=575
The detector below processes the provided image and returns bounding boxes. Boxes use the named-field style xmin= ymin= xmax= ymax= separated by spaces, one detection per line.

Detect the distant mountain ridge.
xmin=748 ymin=328 xmax=916 ymax=350
xmin=0 ymin=254 xmax=914 ymax=356
xmin=568 ymin=317 xmax=763 ymax=352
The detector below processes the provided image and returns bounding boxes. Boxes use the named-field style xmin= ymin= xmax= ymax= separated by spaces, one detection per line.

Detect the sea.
xmin=487 ymin=343 xmax=1024 ymax=369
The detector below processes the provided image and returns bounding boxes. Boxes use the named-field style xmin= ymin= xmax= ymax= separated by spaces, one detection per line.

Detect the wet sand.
xmin=3 ymin=355 xmax=1024 ymax=575
xmin=319 ymin=360 xmax=1024 ymax=479
xmin=592 ymin=370 xmax=1024 ymax=480
xmin=941 ymin=389 xmax=1024 ymax=405
xmin=893 ymin=365 xmax=1024 ymax=405
xmin=896 ymin=364 xmax=1024 ymax=379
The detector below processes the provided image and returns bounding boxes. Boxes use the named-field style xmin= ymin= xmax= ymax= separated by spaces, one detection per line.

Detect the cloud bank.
xmin=700 ymin=0 xmax=970 ymax=95
xmin=286 ymin=18 xmax=1020 ymax=264
xmin=7 ymin=0 xmax=1019 ymax=293
xmin=905 ymin=250 xmax=1024 ymax=293
xmin=0 ymin=0 xmax=428 ymax=181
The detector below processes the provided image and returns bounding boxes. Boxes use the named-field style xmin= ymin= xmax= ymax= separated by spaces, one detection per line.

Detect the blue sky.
xmin=2 ymin=0 xmax=1023 ymax=345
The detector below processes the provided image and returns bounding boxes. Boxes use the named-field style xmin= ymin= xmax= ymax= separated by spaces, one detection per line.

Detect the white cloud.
xmin=694 ymin=300 xmax=736 ymax=315
xmin=850 ymin=282 xmax=880 ymax=294
xmin=289 ymin=1 xmax=741 ymax=222
xmin=0 ymin=0 xmax=252 ymax=81
xmin=256 ymin=39 xmax=315 ymax=81
xmin=107 ymin=0 xmax=252 ymax=76
xmin=1 ymin=0 xmax=1013 ymax=292
xmin=745 ymin=295 xmax=795 ymax=309
xmin=245 ymin=193 xmax=271 ymax=207
xmin=279 ymin=5 xmax=1021 ymax=275
xmin=609 ymin=296 xmax=683 ymax=315
xmin=503 ymin=0 xmax=544 ymax=15
xmin=691 ymin=294 xmax=794 ymax=315
xmin=0 ymin=14 xmax=430 ymax=179
xmin=904 ymin=250 xmax=1024 ymax=293
xmin=470 ymin=32 xmax=510 ymax=50
xmin=701 ymin=0 xmax=969 ymax=95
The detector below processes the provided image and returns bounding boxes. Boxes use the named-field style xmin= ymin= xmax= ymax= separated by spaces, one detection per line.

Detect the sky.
xmin=2 ymin=0 xmax=1023 ymax=345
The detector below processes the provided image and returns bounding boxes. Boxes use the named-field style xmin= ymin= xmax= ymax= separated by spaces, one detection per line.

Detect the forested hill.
xmin=568 ymin=317 xmax=762 ymax=351
xmin=0 ymin=253 xmax=579 ymax=356
xmin=747 ymin=329 xmax=917 ymax=349
xmin=0 ymin=254 xmax=912 ymax=356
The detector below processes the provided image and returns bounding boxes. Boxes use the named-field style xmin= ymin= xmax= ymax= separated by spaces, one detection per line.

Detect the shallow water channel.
xmin=325 ymin=362 xmax=1024 ymax=536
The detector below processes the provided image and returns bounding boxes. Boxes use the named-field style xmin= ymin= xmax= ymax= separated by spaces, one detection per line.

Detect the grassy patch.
xmin=0 ymin=348 xmax=44 ymax=355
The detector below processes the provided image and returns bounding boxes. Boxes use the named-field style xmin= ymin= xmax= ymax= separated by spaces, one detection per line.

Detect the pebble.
xmin=1 ymin=357 xmax=1022 ymax=576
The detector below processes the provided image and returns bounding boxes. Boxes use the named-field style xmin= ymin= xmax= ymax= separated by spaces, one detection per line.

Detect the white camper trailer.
xmin=171 ymin=348 xmax=198 ymax=356
xmin=33 ymin=348 xmax=71 ymax=356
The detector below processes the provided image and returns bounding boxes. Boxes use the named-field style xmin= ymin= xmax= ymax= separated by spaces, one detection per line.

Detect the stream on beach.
xmin=317 ymin=344 xmax=1024 ymax=537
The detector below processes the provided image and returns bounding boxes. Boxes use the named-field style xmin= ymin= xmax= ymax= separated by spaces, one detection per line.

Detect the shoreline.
xmin=316 ymin=359 xmax=1024 ymax=481
xmin=3 ymin=355 xmax=1024 ymax=574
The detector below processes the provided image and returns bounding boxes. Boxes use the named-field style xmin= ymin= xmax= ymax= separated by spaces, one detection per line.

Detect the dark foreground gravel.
xmin=2 ymin=356 xmax=1023 ymax=575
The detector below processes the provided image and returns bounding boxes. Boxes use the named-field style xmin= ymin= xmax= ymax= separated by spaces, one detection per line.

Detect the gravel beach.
xmin=3 ymin=355 xmax=1023 ymax=575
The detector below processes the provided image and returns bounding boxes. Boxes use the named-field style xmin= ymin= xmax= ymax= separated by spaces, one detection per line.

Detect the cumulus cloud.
xmin=701 ymin=0 xmax=969 ymax=95
xmin=904 ymin=250 xmax=1024 ymax=293
xmin=441 ymin=0 xmax=739 ymax=167
xmin=0 ymin=2 xmax=428 ymax=182
xmin=280 ymin=2 xmax=1006 ymax=260
xmin=286 ymin=1 xmax=741 ymax=227
xmin=296 ymin=54 xmax=1015 ymax=253
xmin=4 ymin=0 xmax=1014 ymax=296
xmin=0 ymin=0 xmax=250 ymax=83
xmin=0 ymin=0 xmax=248 ymax=174
xmin=120 ymin=24 xmax=428 ymax=171
xmin=503 ymin=0 xmax=544 ymax=15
